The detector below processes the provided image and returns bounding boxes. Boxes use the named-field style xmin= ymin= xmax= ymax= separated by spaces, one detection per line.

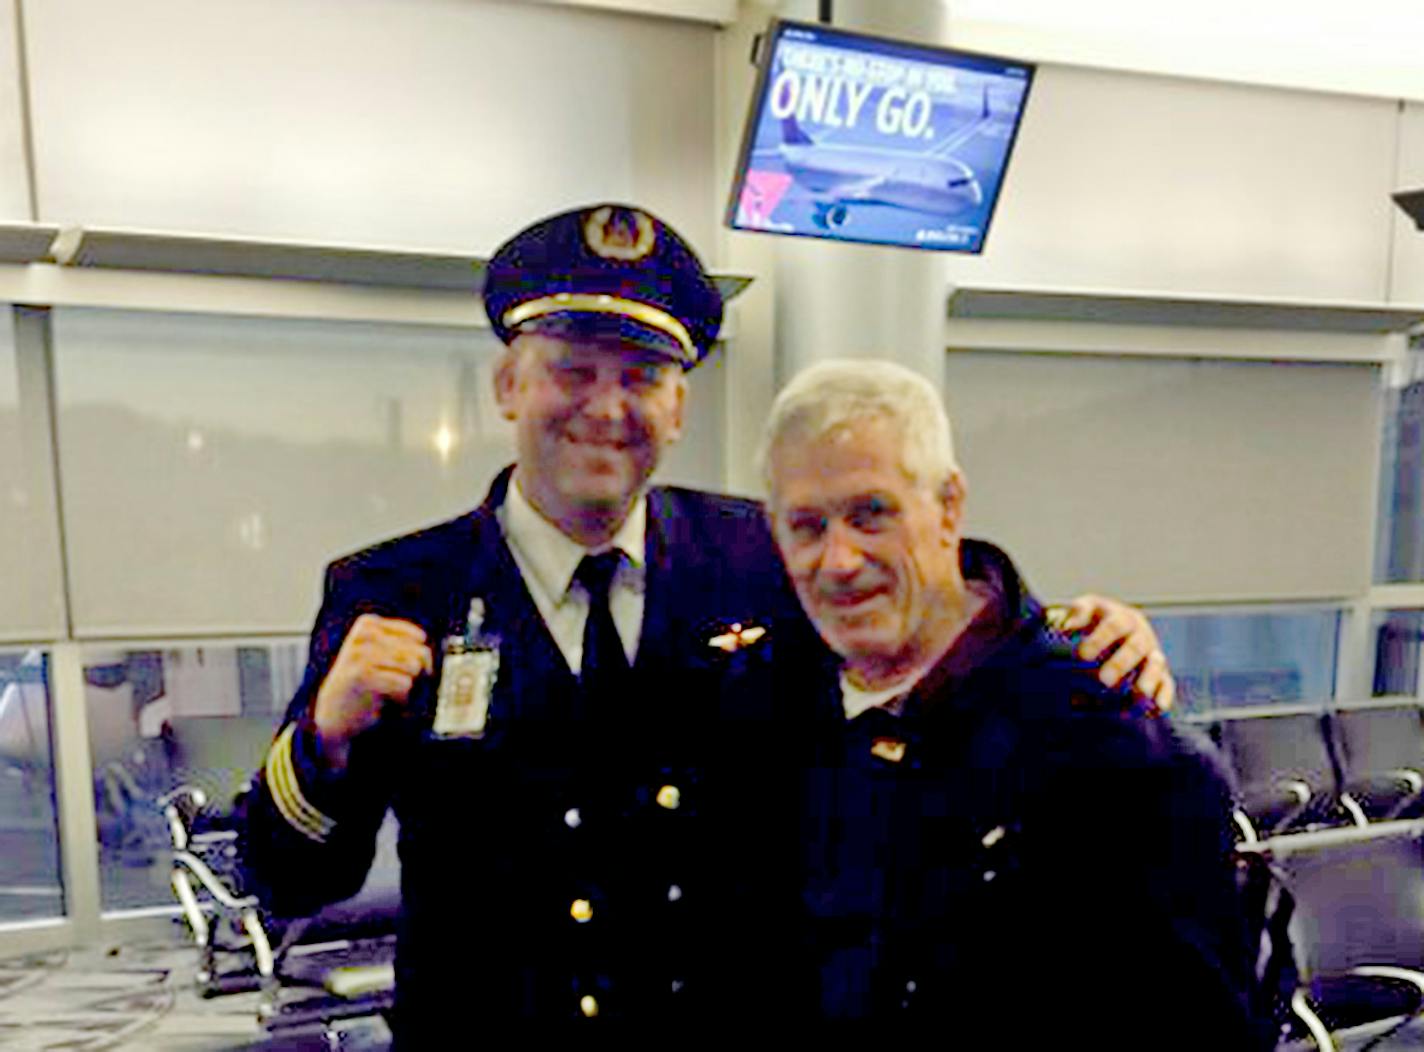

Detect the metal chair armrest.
xmin=189 ymin=829 xmax=239 ymax=853
xmin=158 ymin=784 xmax=209 ymax=810
xmin=1268 ymin=779 xmax=1314 ymax=834
xmin=1384 ymin=769 xmax=1424 ymax=820
xmin=1342 ymin=770 xmax=1424 ymax=821
xmin=1338 ymin=792 xmax=1370 ymax=828
xmin=1353 ymin=965 xmax=1424 ymax=997
xmin=1289 ymin=967 xmax=1424 ymax=1051
xmin=1291 ymin=989 xmax=1338 ymax=1052
xmin=172 ymin=849 xmax=258 ymax=912
xmin=1388 ymin=769 xmax=1424 ymax=793
xmin=171 ymin=868 xmax=209 ymax=948
xmin=1232 ymin=807 xmax=1260 ymax=845
xmin=159 ymin=784 xmax=210 ymax=850
xmin=1281 ymin=779 xmax=1312 ymax=805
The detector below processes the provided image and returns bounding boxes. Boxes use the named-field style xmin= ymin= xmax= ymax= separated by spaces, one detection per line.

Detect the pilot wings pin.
xmin=707 ymin=621 xmax=768 ymax=653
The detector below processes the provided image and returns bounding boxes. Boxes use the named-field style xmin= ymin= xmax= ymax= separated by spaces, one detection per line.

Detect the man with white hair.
xmin=763 ymin=359 xmax=1263 ymax=1043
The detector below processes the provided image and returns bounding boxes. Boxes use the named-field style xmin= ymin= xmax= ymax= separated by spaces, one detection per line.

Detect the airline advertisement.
xmin=727 ymin=21 xmax=1034 ymax=253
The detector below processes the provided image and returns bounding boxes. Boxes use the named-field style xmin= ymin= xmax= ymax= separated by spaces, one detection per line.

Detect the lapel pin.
xmin=870 ymin=737 xmax=907 ymax=764
xmin=708 ymin=622 xmax=767 ymax=653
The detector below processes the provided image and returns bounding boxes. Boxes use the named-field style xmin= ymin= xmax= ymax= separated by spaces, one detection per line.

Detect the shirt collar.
xmin=502 ymin=473 xmax=647 ymax=600
xmin=840 ymin=673 xmax=914 ymax=721
xmin=840 ymin=578 xmax=1002 ymax=722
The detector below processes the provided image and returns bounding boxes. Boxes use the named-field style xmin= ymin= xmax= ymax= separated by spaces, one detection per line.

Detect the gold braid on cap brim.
xmin=503 ymin=293 xmax=696 ymax=365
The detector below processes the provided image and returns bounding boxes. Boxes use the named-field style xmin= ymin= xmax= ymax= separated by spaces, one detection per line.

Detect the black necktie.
xmin=574 ymin=550 xmax=630 ymax=698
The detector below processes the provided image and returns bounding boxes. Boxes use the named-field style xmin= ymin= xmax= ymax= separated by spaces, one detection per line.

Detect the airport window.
xmin=1375 ymin=340 xmax=1424 ymax=583
xmin=85 ymin=641 xmax=303 ymax=912
xmin=51 ymin=308 xmax=727 ymax=638
xmin=1146 ymin=608 xmax=1342 ymax=714
xmin=1371 ymin=609 xmax=1424 ymax=699
xmin=0 ymin=649 xmax=64 ymax=923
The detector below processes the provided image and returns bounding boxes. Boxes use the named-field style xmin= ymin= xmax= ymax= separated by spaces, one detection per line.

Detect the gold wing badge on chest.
xmin=707 ymin=621 xmax=767 ymax=653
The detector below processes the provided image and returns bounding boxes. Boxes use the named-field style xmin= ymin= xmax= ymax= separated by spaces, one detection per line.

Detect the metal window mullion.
xmin=48 ymin=640 xmax=102 ymax=941
xmin=12 ymin=304 xmax=68 ymax=638
xmin=13 ymin=302 xmax=103 ymax=938
xmin=1334 ymin=599 xmax=1374 ymax=705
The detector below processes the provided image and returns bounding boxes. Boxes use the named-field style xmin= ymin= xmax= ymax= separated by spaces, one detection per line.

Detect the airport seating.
xmin=1246 ymin=820 xmax=1424 ymax=1051
xmin=1329 ymin=701 xmax=1424 ymax=821
xmin=1209 ymin=707 xmax=1358 ymax=839
xmin=160 ymin=712 xmax=401 ymax=1044
xmin=161 ymin=714 xmax=284 ymax=995
xmin=1192 ymin=698 xmax=1424 ymax=840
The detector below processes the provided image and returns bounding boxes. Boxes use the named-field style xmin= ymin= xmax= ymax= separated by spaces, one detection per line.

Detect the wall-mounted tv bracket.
xmin=1395 ymin=189 xmax=1424 ymax=232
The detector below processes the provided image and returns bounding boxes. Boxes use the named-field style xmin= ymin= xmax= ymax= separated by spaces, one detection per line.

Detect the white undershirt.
xmin=496 ymin=473 xmax=646 ymax=674
xmin=839 ymin=672 xmax=916 ymax=721
xmin=838 ymin=584 xmax=992 ymax=720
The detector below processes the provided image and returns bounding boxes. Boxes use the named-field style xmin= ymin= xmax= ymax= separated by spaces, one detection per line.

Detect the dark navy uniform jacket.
xmin=241 ymin=467 xmax=824 ymax=1042
xmin=801 ymin=540 xmax=1268 ymax=1047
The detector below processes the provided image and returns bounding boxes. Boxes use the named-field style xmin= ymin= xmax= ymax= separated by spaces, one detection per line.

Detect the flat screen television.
xmin=725 ymin=18 xmax=1035 ymax=253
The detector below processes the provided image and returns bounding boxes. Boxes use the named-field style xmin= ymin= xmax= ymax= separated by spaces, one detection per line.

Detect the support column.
xmin=771 ymin=0 xmax=951 ymax=386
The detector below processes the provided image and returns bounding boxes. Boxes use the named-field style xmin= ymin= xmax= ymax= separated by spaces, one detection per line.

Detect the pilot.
xmin=240 ymin=202 xmax=1175 ymax=1042
xmin=762 ymin=359 xmax=1264 ymax=1044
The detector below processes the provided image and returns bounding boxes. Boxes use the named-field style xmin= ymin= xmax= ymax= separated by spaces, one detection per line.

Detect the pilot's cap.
xmin=482 ymin=203 xmax=723 ymax=369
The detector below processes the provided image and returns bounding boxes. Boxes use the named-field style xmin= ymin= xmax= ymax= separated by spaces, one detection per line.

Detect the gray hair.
xmin=759 ymin=358 xmax=960 ymax=496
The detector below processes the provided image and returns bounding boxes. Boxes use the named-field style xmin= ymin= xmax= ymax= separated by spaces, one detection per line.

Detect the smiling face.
xmin=495 ymin=331 xmax=686 ymax=543
xmin=768 ymin=414 xmax=966 ymax=683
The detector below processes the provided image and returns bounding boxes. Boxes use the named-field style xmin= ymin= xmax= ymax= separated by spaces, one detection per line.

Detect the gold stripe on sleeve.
xmin=264 ymin=724 xmax=336 ymax=843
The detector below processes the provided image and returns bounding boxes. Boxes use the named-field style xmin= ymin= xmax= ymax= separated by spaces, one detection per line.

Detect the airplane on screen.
xmin=765 ymin=90 xmax=998 ymax=231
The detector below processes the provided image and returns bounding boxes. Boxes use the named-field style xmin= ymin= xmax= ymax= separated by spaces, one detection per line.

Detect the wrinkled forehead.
xmin=769 ymin=419 xmax=919 ymax=499
xmin=773 ymin=415 xmax=910 ymax=470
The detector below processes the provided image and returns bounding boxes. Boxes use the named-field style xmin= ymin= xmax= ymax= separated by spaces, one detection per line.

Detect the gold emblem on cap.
xmin=656 ymin=784 xmax=681 ymax=810
xmin=584 ymin=206 xmax=656 ymax=261
xmin=570 ymin=898 xmax=593 ymax=923
xmin=580 ymin=994 xmax=599 ymax=1017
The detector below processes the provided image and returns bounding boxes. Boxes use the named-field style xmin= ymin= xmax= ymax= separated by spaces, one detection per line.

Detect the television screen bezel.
xmin=723 ymin=17 xmax=1037 ymax=255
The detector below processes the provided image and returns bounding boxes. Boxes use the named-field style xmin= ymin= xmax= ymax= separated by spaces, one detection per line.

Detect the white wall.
xmin=941 ymin=0 xmax=1424 ymax=102
xmin=1391 ymin=101 xmax=1424 ymax=304
xmin=23 ymin=0 xmax=718 ymax=252
xmin=946 ymin=62 xmax=1402 ymax=302
xmin=0 ymin=0 xmax=31 ymax=221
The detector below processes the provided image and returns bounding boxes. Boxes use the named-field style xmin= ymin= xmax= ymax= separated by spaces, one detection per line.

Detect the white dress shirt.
xmin=496 ymin=473 xmax=646 ymax=674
